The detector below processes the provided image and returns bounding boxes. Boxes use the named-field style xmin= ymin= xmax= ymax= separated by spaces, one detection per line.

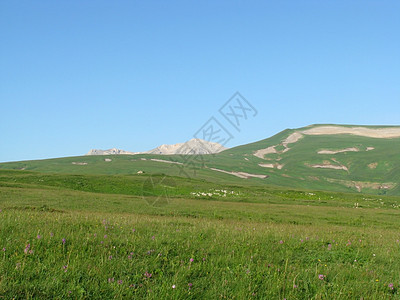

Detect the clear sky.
xmin=1 ymin=1 xmax=399 ymax=162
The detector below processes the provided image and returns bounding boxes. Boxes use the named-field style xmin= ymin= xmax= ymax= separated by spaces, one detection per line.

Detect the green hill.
xmin=1 ymin=124 xmax=399 ymax=195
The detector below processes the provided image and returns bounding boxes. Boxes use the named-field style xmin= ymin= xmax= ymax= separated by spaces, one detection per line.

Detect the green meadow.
xmin=1 ymin=169 xmax=400 ymax=299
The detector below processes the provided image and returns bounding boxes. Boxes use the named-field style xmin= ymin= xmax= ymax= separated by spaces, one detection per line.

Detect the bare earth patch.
xmin=210 ymin=168 xmax=268 ymax=179
xmin=368 ymin=162 xmax=378 ymax=169
xmin=303 ymin=126 xmax=400 ymax=138
xmin=318 ymin=147 xmax=359 ymax=154
xmin=326 ymin=178 xmax=395 ymax=192
xmin=258 ymin=163 xmax=284 ymax=169
xmin=72 ymin=162 xmax=88 ymax=166
xmin=253 ymin=146 xmax=277 ymax=159
xmin=282 ymin=132 xmax=303 ymax=147
xmin=311 ymin=164 xmax=348 ymax=171
xmin=150 ymin=159 xmax=183 ymax=165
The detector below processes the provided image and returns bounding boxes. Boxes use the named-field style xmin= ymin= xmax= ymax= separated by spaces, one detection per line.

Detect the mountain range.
xmin=86 ymin=138 xmax=227 ymax=156
xmin=1 ymin=124 xmax=399 ymax=196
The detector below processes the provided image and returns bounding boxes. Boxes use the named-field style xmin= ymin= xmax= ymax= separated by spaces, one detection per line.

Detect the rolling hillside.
xmin=1 ymin=124 xmax=399 ymax=195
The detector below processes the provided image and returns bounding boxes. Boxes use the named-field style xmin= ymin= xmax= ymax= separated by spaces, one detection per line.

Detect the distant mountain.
xmin=146 ymin=138 xmax=227 ymax=155
xmin=86 ymin=139 xmax=227 ymax=156
xmin=86 ymin=148 xmax=138 ymax=155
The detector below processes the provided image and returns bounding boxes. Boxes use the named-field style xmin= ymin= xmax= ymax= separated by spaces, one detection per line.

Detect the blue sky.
xmin=1 ymin=1 xmax=399 ymax=162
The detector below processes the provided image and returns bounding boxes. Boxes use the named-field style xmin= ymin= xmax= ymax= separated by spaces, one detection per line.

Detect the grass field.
xmin=1 ymin=169 xmax=400 ymax=299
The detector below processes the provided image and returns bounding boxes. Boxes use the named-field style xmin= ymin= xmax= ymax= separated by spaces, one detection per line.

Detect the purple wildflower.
xmin=63 ymin=265 xmax=68 ymax=272
xmin=37 ymin=235 xmax=42 ymax=239
xmin=389 ymin=283 xmax=394 ymax=290
xmin=62 ymin=238 xmax=66 ymax=244
xmin=144 ymin=271 xmax=152 ymax=278
xmin=279 ymin=240 xmax=284 ymax=244
xmin=318 ymin=274 xmax=325 ymax=280
xmin=189 ymin=258 xmax=194 ymax=263
xmin=118 ymin=280 xmax=123 ymax=285
xmin=108 ymin=277 xmax=114 ymax=283
xmin=24 ymin=244 xmax=30 ymax=254
xmin=2 ymin=247 xmax=5 ymax=252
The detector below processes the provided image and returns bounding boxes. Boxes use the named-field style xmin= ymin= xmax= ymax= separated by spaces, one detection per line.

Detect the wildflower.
xmin=188 ymin=283 xmax=193 ymax=288
xmin=62 ymin=238 xmax=66 ymax=244
xmin=172 ymin=285 xmax=176 ymax=289
xmin=63 ymin=265 xmax=68 ymax=272
xmin=104 ymin=235 xmax=107 ymax=239
xmin=144 ymin=271 xmax=152 ymax=278
xmin=327 ymin=244 xmax=332 ymax=250
xmin=108 ymin=255 xmax=113 ymax=260
xmin=293 ymin=284 xmax=298 ymax=288
xmin=203 ymin=257 xmax=206 ymax=261
xmin=50 ymin=232 xmax=54 ymax=237
xmin=37 ymin=235 xmax=42 ymax=239
xmin=189 ymin=258 xmax=194 ymax=263
xmin=151 ymin=235 xmax=155 ymax=240
xmin=118 ymin=280 xmax=123 ymax=285
xmin=132 ymin=228 xmax=136 ymax=233
xmin=318 ymin=274 xmax=325 ymax=280
xmin=108 ymin=277 xmax=114 ymax=283
xmin=24 ymin=244 xmax=30 ymax=254
xmin=389 ymin=283 xmax=394 ymax=290
xmin=2 ymin=247 xmax=5 ymax=252
xmin=279 ymin=240 xmax=284 ymax=244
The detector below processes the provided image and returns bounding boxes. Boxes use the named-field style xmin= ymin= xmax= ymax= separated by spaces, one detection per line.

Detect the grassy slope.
xmin=1 ymin=170 xmax=400 ymax=298
xmin=0 ymin=124 xmax=399 ymax=195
